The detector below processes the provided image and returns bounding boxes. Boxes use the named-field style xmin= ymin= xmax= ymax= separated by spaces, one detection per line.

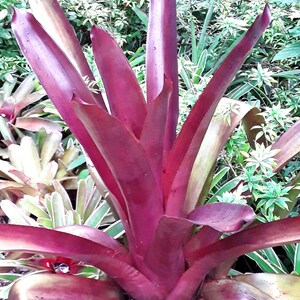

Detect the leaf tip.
xmin=262 ymin=3 xmax=271 ymax=26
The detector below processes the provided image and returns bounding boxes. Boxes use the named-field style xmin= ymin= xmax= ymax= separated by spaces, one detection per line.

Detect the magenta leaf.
xmin=143 ymin=204 xmax=253 ymax=292
xmin=12 ymin=9 xmax=96 ymax=106
xmin=28 ymin=0 xmax=106 ymax=108
xmin=183 ymin=226 xmax=221 ymax=265
xmin=187 ymin=203 xmax=255 ymax=232
xmin=146 ymin=0 xmax=179 ymax=153
xmin=72 ymin=98 xmax=164 ymax=256
xmin=91 ymin=26 xmax=147 ymax=138
xmin=0 ymin=224 xmax=164 ymax=300
xmin=11 ymin=8 xmax=127 ymax=221
xmin=163 ymin=5 xmax=271 ymax=217
xmin=143 ymin=216 xmax=191 ymax=294
xmin=55 ymin=225 xmax=129 ymax=256
xmin=168 ymin=216 xmax=300 ymax=299
xmin=8 ymin=273 xmax=123 ymax=300
xmin=140 ymin=78 xmax=173 ymax=184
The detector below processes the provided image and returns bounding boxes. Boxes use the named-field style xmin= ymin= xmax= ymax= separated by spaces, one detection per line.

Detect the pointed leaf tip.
xmin=163 ymin=3 xmax=271 ymax=217
xmin=91 ymin=26 xmax=146 ymax=138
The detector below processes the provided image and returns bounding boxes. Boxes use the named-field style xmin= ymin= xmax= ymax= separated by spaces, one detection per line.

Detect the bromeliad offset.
xmin=2 ymin=0 xmax=300 ymax=299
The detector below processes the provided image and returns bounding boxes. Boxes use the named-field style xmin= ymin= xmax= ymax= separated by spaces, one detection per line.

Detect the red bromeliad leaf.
xmin=199 ymin=279 xmax=273 ymax=300
xmin=168 ymin=216 xmax=300 ymax=299
xmin=147 ymin=0 xmax=179 ymax=154
xmin=11 ymin=9 xmax=127 ymax=221
xmin=12 ymin=9 xmax=95 ymax=106
xmin=28 ymin=0 xmax=106 ymax=108
xmin=72 ymin=98 xmax=164 ymax=257
xmin=0 ymin=225 xmax=164 ymax=300
xmin=143 ymin=216 xmax=190 ymax=294
xmin=143 ymin=204 xmax=253 ymax=293
xmin=55 ymin=225 xmax=129 ymax=256
xmin=8 ymin=273 xmax=123 ymax=300
xmin=183 ymin=226 xmax=221 ymax=265
xmin=163 ymin=5 xmax=271 ymax=217
xmin=234 ymin=273 xmax=300 ymax=299
xmin=187 ymin=203 xmax=254 ymax=232
xmin=91 ymin=26 xmax=147 ymax=138
xmin=272 ymin=119 xmax=300 ymax=172
xmin=140 ymin=78 xmax=173 ymax=184
xmin=185 ymin=98 xmax=262 ymax=213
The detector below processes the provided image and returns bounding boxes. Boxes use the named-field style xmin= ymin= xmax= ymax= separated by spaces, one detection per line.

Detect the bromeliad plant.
xmin=2 ymin=0 xmax=300 ymax=299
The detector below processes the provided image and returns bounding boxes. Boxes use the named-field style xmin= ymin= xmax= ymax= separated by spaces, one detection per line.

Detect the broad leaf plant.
xmin=1 ymin=0 xmax=300 ymax=299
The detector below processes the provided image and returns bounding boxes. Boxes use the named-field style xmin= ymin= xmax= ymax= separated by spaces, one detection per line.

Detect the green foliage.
xmin=273 ymin=42 xmax=300 ymax=61
xmin=59 ymin=0 xmax=147 ymax=50
xmin=0 ymin=0 xmax=28 ymax=81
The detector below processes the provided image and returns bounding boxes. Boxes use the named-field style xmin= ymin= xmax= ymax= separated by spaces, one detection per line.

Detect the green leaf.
xmin=50 ymin=192 xmax=66 ymax=227
xmin=293 ymin=243 xmax=300 ymax=275
xmin=67 ymin=154 xmax=86 ymax=171
xmin=273 ymin=42 xmax=300 ymax=61
xmin=208 ymin=178 xmax=240 ymax=204
xmin=84 ymin=201 xmax=110 ymax=228
xmin=19 ymin=197 xmax=49 ymax=219
xmin=103 ymin=220 xmax=125 ymax=239
xmin=210 ymin=167 xmax=230 ymax=190
xmin=37 ymin=217 xmax=53 ymax=228
xmin=246 ymin=252 xmax=285 ymax=274
xmin=53 ymin=180 xmax=73 ymax=211
xmin=132 ymin=6 xmax=148 ymax=27
xmin=83 ymin=188 xmax=102 ymax=222
xmin=273 ymin=69 xmax=300 ymax=79
xmin=76 ymin=179 xmax=88 ymax=219
xmin=0 ymin=273 xmax=23 ymax=281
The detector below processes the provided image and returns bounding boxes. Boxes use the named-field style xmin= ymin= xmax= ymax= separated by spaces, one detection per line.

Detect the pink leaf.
xmin=183 ymin=226 xmax=221 ymax=265
xmin=91 ymin=26 xmax=147 ymax=138
xmin=72 ymin=98 xmax=164 ymax=257
xmin=12 ymin=9 xmax=127 ymax=221
xmin=168 ymin=216 xmax=300 ymax=299
xmin=140 ymin=78 xmax=172 ymax=184
xmin=55 ymin=225 xmax=129 ymax=257
xmin=14 ymin=90 xmax=47 ymax=116
xmin=0 ymin=224 xmax=164 ymax=300
xmin=28 ymin=0 xmax=105 ymax=108
xmin=147 ymin=0 xmax=179 ymax=153
xmin=15 ymin=117 xmax=62 ymax=133
xmin=143 ymin=204 xmax=253 ymax=292
xmin=187 ymin=203 xmax=255 ymax=232
xmin=8 ymin=273 xmax=123 ymax=300
xmin=163 ymin=5 xmax=271 ymax=217
xmin=143 ymin=216 xmax=190 ymax=294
